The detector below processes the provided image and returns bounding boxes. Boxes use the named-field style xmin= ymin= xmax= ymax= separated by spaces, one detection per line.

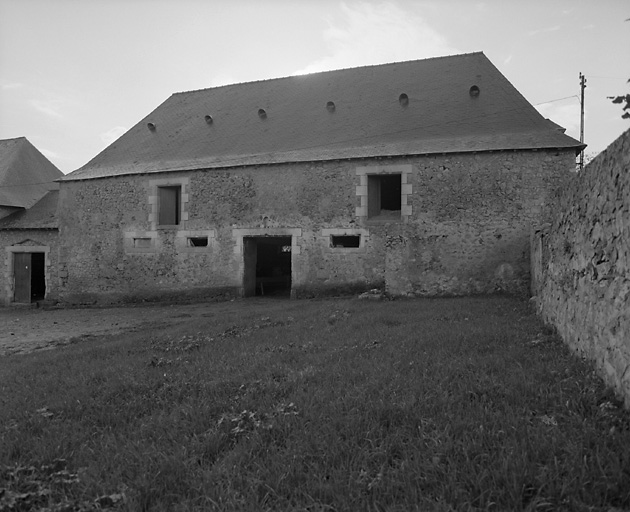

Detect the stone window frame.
xmin=148 ymin=177 xmax=190 ymax=230
xmin=175 ymin=229 xmax=217 ymax=254
xmin=355 ymin=164 xmax=412 ymax=222
xmin=320 ymin=228 xmax=369 ymax=253
xmin=4 ymin=243 xmax=51 ymax=304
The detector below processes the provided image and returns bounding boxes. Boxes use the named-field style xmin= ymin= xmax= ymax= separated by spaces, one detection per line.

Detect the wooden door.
xmin=158 ymin=186 xmax=180 ymax=225
xmin=13 ymin=253 xmax=31 ymax=303
xmin=242 ymin=238 xmax=257 ymax=297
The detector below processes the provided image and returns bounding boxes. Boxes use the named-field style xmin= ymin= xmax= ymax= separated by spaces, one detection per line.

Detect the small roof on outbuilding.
xmin=64 ymin=52 xmax=584 ymax=182
xmin=0 ymin=137 xmax=63 ymax=207
xmin=0 ymin=190 xmax=59 ymax=230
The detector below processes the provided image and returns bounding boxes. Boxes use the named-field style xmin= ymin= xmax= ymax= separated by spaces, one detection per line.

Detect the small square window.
xmin=367 ymin=174 xmax=401 ymax=219
xmin=158 ymin=186 xmax=181 ymax=226
xmin=330 ymin=235 xmax=361 ymax=248
xmin=188 ymin=237 xmax=208 ymax=247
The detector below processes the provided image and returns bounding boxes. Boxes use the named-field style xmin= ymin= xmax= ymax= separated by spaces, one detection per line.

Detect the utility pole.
xmin=579 ymin=72 xmax=587 ymax=171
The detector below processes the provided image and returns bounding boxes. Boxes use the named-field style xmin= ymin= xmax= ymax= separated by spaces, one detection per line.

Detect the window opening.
xmin=158 ymin=186 xmax=181 ymax=226
xmin=367 ymin=174 xmax=401 ymax=219
xmin=330 ymin=235 xmax=361 ymax=248
xmin=188 ymin=237 xmax=208 ymax=247
xmin=133 ymin=238 xmax=152 ymax=248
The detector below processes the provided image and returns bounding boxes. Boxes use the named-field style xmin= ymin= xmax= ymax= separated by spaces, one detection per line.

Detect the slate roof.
xmin=0 ymin=190 xmax=59 ymax=230
xmin=64 ymin=52 xmax=584 ymax=182
xmin=0 ymin=137 xmax=63 ymax=207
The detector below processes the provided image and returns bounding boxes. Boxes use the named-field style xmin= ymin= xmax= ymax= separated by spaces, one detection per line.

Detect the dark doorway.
xmin=242 ymin=236 xmax=292 ymax=297
xmin=31 ymin=253 xmax=46 ymax=301
xmin=13 ymin=252 xmax=46 ymax=303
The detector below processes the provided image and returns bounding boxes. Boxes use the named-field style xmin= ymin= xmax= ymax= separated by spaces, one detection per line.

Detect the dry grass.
xmin=1 ymin=296 xmax=628 ymax=511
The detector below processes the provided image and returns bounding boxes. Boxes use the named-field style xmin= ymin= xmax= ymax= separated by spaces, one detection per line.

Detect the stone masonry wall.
xmin=532 ymin=129 xmax=630 ymax=406
xmin=383 ymin=150 xmax=574 ymax=296
xmin=57 ymin=148 xmax=575 ymax=304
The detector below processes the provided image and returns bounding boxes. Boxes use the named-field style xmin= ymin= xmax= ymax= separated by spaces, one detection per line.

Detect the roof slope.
xmin=0 ymin=190 xmax=59 ymax=230
xmin=0 ymin=137 xmax=63 ymax=207
xmin=65 ymin=52 xmax=583 ymax=181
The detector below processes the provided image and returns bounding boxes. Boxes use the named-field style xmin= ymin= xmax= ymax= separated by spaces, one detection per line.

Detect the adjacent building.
xmin=0 ymin=137 xmax=63 ymax=304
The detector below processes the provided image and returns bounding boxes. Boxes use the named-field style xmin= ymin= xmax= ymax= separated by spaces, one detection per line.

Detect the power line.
xmin=534 ymin=95 xmax=579 ymax=106
xmin=584 ymin=75 xmax=628 ymax=80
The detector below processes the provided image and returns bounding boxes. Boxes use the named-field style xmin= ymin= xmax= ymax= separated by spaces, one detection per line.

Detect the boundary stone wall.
xmin=532 ymin=129 xmax=630 ymax=406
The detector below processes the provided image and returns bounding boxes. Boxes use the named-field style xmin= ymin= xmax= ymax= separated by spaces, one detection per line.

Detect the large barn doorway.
xmin=13 ymin=252 xmax=46 ymax=303
xmin=242 ymin=236 xmax=292 ymax=297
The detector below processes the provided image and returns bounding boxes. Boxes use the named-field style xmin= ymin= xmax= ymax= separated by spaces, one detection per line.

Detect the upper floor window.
xmin=355 ymin=164 xmax=412 ymax=222
xmin=158 ymin=186 xmax=181 ymax=226
xmin=148 ymin=177 xmax=189 ymax=230
xmin=367 ymin=174 xmax=401 ymax=219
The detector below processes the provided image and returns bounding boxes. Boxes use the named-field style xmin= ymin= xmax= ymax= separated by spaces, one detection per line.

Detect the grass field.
xmin=1 ymin=296 xmax=629 ymax=511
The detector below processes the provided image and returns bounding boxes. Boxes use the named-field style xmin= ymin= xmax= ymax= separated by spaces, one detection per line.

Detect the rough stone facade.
xmin=57 ymin=148 xmax=574 ymax=304
xmin=532 ymin=129 xmax=630 ymax=406
xmin=0 ymin=230 xmax=60 ymax=305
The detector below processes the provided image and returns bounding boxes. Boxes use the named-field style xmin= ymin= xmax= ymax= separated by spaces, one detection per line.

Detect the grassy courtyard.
xmin=1 ymin=296 xmax=628 ymax=511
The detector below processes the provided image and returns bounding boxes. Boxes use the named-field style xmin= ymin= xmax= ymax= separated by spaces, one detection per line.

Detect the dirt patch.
xmin=0 ymin=302 xmax=234 ymax=356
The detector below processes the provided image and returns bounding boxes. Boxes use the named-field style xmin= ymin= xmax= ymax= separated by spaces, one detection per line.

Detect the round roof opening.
xmin=469 ymin=85 xmax=480 ymax=98
xmin=399 ymin=93 xmax=409 ymax=107
xmin=258 ymin=108 xmax=267 ymax=119
xmin=326 ymin=101 xmax=336 ymax=112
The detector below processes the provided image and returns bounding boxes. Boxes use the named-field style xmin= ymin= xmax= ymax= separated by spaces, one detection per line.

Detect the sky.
xmin=0 ymin=0 xmax=628 ymax=174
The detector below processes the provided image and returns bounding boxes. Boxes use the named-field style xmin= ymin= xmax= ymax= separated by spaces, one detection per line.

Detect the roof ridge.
xmin=0 ymin=136 xmax=28 ymax=143
xmin=172 ymin=51 xmax=486 ymax=96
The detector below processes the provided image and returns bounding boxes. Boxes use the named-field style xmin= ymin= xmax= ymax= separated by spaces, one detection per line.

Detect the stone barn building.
xmin=0 ymin=137 xmax=63 ymax=305
xmin=56 ymin=52 xmax=583 ymax=304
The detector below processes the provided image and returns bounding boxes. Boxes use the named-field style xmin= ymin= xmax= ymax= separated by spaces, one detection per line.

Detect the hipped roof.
xmin=0 ymin=137 xmax=63 ymax=207
xmin=65 ymin=52 xmax=583 ymax=182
